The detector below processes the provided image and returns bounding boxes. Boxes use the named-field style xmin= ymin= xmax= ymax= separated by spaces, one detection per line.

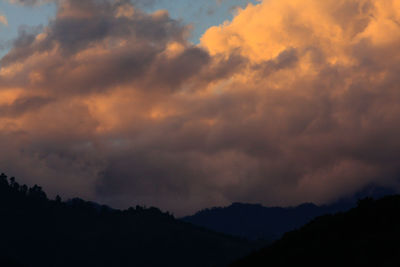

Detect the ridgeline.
xmin=0 ymin=173 xmax=258 ymax=267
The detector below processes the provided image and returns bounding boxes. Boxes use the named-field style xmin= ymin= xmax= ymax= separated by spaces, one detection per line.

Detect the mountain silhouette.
xmin=231 ymin=195 xmax=400 ymax=266
xmin=182 ymin=202 xmax=347 ymax=241
xmin=0 ymin=173 xmax=259 ymax=267
xmin=182 ymin=185 xmax=395 ymax=241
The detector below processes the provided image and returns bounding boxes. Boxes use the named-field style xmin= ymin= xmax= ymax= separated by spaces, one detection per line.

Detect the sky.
xmin=1 ymin=0 xmax=400 ymax=216
xmin=0 ymin=0 xmax=258 ymax=56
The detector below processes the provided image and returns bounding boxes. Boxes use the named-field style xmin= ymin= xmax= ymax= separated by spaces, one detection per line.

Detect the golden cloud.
xmin=0 ymin=14 xmax=8 ymax=26
xmin=1 ymin=0 xmax=400 ymax=215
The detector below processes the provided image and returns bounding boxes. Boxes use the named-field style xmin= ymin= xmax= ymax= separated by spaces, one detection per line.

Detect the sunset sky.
xmin=1 ymin=0 xmax=400 ymax=216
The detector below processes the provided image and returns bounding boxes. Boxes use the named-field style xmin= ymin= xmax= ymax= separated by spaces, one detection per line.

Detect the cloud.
xmin=8 ymin=0 xmax=158 ymax=8
xmin=1 ymin=0 xmax=400 ymax=215
xmin=0 ymin=15 xmax=8 ymax=26
xmin=8 ymin=0 xmax=54 ymax=6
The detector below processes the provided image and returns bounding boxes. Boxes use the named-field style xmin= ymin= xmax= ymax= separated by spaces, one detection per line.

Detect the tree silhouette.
xmin=0 ymin=173 xmax=8 ymax=186
xmin=28 ymin=185 xmax=46 ymax=199
xmin=20 ymin=185 xmax=28 ymax=195
xmin=0 ymin=172 xmax=257 ymax=267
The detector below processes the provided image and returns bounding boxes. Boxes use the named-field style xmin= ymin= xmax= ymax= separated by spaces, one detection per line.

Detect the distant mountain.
xmin=231 ymin=195 xmax=400 ymax=266
xmin=182 ymin=202 xmax=349 ymax=241
xmin=0 ymin=173 xmax=259 ymax=267
xmin=182 ymin=185 xmax=395 ymax=241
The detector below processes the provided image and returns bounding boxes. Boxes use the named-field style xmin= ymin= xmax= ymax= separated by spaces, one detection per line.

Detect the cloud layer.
xmin=8 ymin=0 xmax=53 ymax=6
xmin=0 ymin=14 xmax=8 ymax=26
xmin=1 ymin=0 xmax=400 ymax=215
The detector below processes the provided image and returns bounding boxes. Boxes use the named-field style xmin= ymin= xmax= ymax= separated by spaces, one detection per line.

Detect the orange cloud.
xmin=0 ymin=14 xmax=7 ymax=26
xmin=1 ymin=0 xmax=400 ymax=215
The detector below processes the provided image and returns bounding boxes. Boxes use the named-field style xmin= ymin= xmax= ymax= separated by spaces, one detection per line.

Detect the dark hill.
xmin=182 ymin=185 xmax=394 ymax=241
xmin=182 ymin=202 xmax=350 ymax=241
xmin=0 ymin=173 xmax=258 ymax=267
xmin=231 ymin=196 xmax=400 ymax=267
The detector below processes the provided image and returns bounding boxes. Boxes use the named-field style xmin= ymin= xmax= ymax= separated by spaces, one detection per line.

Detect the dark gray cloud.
xmin=0 ymin=96 xmax=53 ymax=118
xmin=8 ymin=0 xmax=158 ymax=8
xmin=8 ymin=0 xmax=54 ymax=6
xmin=1 ymin=0 xmax=400 ymax=216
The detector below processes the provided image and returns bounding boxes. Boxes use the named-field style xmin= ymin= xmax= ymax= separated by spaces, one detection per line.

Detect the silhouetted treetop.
xmin=0 ymin=172 xmax=258 ymax=267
